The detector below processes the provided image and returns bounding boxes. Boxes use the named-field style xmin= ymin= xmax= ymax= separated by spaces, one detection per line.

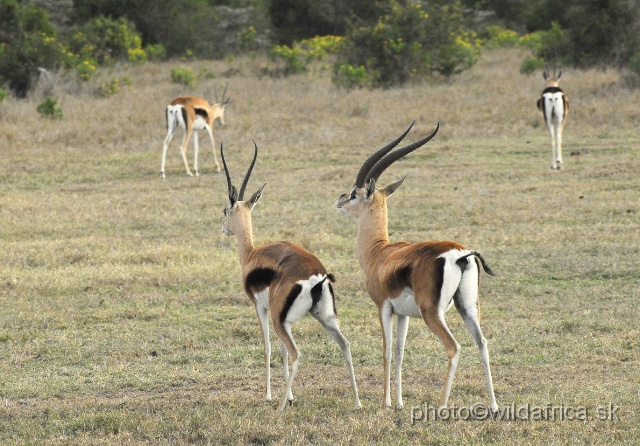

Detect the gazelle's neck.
xmin=356 ymin=200 xmax=390 ymax=270
xmin=234 ymin=213 xmax=255 ymax=268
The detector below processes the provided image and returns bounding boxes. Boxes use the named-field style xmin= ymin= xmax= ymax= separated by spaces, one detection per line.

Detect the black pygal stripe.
xmin=280 ymin=284 xmax=303 ymax=324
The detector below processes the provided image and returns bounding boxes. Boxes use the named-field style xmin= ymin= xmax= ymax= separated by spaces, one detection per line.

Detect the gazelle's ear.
xmin=382 ymin=176 xmax=406 ymax=198
xmin=543 ymin=71 xmax=548 ymax=80
xmin=248 ymin=183 xmax=266 ymax=209
xmin=556 ymin=70 xmax=562 ymax=80
xmin=229 ymin=185 xmax=238 ymax=206
xmin=364 ymin=178 xmax=376 ymax=201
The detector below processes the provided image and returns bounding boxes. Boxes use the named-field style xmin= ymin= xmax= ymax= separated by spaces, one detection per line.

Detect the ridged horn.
xmin=366 ymin=123 xmax=440 ymax=184
xmin=220 ymin=141 xmax=233 ymax=196
xmin=238 ymin=141 xmax=258 ymax=201
xmin=354 ymin=121 xmax=415 ymax=188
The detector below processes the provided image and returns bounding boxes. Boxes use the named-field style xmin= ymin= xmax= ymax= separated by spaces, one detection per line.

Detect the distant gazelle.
xmin=161 ymin=85 xmax=230 ymax=178
xmin=537 ymin=65 xmax=569 ymax=170
xmin=221 ymin=142 xmax=361 ymax=413
xmin=335 ymin=122 xmax=498 ymax=412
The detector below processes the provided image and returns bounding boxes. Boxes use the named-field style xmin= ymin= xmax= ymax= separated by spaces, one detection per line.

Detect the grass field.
xmin=0 ymin=48 xmax=638 ymax=444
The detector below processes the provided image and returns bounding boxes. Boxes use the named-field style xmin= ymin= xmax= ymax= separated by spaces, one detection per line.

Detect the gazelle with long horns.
xmin=335 ymin=122 xmax=498 ymax=412
xmin=221 ymin=142 xmax=361 ymax=413
xmin=161 ymin=84 xmax=230 ymax=178
xmin=537 ymin=64 xmax=569 ymax=170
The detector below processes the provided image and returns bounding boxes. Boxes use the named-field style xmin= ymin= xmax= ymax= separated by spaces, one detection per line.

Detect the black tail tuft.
xmin=457 ymin=252 xmax=495 ymax=277
xmin=310 ymin=275 xmax=328 ymax=307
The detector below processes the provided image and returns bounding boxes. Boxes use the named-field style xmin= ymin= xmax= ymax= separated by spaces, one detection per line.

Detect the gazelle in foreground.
xmin=537 ymin=66 xmax=569 ymax=169
xmin=335 ymin=122 xmax=497 ymax=412
xmin=221 ymin=142 xmax=361 ymax=413
xmin=161 ymin=84 xmax=230 ymax=178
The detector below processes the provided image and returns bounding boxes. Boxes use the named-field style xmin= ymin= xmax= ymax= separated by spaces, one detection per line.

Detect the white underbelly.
xmin=389 ymin=287 xmax=422 ymax=318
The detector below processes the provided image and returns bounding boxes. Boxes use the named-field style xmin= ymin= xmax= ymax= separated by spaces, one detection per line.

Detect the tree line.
xmin=1 ymin=0 xmax=639 ymax=97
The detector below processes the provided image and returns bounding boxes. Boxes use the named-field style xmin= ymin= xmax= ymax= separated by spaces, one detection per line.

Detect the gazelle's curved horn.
xmin=222 ymin=82 xmax=229 ymax=103
xmin=366 ymin=123 xmax=440 ymax=184
xmin=220 ymin=141 xmax=232 ymax=195
xmin=238 ymin=141 xmax=258 ymax=201
xmin=355 ymin=121 xmax=415 ymax=188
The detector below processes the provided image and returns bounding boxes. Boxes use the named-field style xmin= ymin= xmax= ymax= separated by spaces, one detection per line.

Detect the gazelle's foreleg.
xmin=395 ymin=314 xmax=409 ymax=409
xmin=205 ymin=125 xmax=221 ymax=173
xmin=379 ymin=302 xmax=393 ymax=408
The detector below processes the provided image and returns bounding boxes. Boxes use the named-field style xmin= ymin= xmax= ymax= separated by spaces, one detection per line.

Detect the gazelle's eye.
xmin=350 ymin=189 xmax=356 ymax=200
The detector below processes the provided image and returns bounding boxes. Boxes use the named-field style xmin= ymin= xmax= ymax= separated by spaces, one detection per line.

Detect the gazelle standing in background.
xmin=161 ymin=84 xmax=230 ymax=178
xmin=221 ymin=142 xmax=361 ymax=413
xmin=335 ymin=122 xmax=497 ymax=413
xmin=537 ymin=64 xmax=569 ymax=170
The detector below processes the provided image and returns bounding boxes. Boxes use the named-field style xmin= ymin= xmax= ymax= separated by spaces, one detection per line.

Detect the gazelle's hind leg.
xmin=313 ymin=313 xmax=362 ymax=409
xmin=279 ymin=340 xmax=293 ymax=403
xmin=547 ymin=122 xmax=558 ymax=170
xmin=274 ymin=322 xmax=300 ymax=413
xmin=179 ymin=127 xmax=194 ymax=176
xmin=421 ymin=308 xmax=460 ymax=410
xmin=161 ymin=131 xmax=174 ymax=179
xmin=454 ymin=258 xmax=498 ymax=412
xmin=255 ymin=305 xmax=272 ymax=402
xmin=556 ymin=123 xmax=564 ymax=170
xmin=192 ymin=131 xmax=200 ymax=176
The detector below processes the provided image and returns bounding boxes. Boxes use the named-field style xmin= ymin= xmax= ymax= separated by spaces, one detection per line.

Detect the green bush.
xmin=333 ymin=63 xmax=370 ymax=89
xmin=334 ymin=1 xmax=480 ymax=88
xmin=238 ymin=26 xmax=258 ymax=52
xmin=98 ymin=76 xmax=133 ymax=97
xmin=520 ymin=56 xmax=544 ymax=75
xmin=69 ymin=16 xmax=145 ymax=66
xmin=0 ymin=88 xmax=8 ymax=103
xmin=170 ymin=67 xmax=196 ymax=88
xmin=0 ymin=0 xmax=65 ymax=96
xmin=36 ymin=96 xmax=63 ymax=119
xmin=144 ymin=44 xmax=166 ymax=61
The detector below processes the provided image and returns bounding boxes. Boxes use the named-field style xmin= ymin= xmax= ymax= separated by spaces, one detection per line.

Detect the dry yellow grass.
xmin=0 ymin=48 xmax=638 ymax=444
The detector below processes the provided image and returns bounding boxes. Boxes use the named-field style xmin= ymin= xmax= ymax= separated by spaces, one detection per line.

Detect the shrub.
xmin=334 ymin=1 xmax=481 ymax=88
xmin=0 ymin=0 xmax=66 ymax=96
xmin=68 ymin=16 xmax=145 ymax=66
xmin=269 ymin=35 xmax=344 ymax=76
xmin=333 ymin=63 xmax=370 ymax=89
xmin=484 ymin=26 xmax=519 ymax=48
xmin=170 ymin=67 xmax=196 ymax=88
xmin=144 ymin=44 xmax=166 ymax=61
xmin=238 ymin=26 xmax=258 ymax=52
xmin=520 ymin=57 xmax=544 ymax=75
xmin=36 ymin=96 xmax=63 ymax=119
xmin=98 ymin=76 xmax=133 ymax=97
xmin=0 ymin=88 xmax=8 ymax=103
